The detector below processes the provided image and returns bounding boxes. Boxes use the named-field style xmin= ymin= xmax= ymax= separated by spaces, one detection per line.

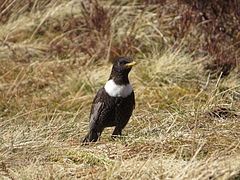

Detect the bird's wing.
xmin=88 ymin=88 xmax=112 ymax=130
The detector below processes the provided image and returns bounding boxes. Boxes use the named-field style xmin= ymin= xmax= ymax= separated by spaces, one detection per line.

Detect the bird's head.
xmin=110 ymin=57 xmax=136 ymax=85
xmin=112 ymin=56 xmax=136 ymax=73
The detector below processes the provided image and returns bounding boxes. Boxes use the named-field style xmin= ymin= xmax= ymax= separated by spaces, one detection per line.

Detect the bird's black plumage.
xmin=83 ymin=57 xmax=136 ymax=143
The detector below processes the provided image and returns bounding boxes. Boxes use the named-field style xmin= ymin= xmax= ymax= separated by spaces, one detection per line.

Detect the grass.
xmin=0 ymin=0 xmax=240 ymax=179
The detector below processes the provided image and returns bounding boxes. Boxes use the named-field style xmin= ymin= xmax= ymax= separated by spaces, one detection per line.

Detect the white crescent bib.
xmin=104 ymin=79 xmax=133 ymax=98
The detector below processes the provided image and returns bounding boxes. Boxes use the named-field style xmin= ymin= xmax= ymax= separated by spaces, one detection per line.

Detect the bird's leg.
xmin=82 ymin=128 xmax=103 ymax=143
xmin=112 ymin=126 xmax=122 ymax=138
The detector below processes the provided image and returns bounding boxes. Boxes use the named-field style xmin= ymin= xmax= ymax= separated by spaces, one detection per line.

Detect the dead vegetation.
xmin=0 ymin=0 xmax=240 ymax=179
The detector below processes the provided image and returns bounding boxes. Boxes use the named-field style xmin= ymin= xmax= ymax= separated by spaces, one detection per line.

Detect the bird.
xmin=83 ymin=56 xmax=136 ymax=143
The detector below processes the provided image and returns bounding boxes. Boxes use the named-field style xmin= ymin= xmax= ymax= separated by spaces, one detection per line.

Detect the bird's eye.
xmin=119 ymin=61 xmax=126 ymax=66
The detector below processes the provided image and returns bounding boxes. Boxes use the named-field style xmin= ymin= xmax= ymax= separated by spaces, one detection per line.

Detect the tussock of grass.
xmin=0 ymin=0 xmax=240 ymax=179
xmin=47 ymin=148 xmax=113 ymax=166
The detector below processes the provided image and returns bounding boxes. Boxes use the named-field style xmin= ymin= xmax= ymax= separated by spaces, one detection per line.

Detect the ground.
xmin=0 ymin=0 xmax=240 ymax=179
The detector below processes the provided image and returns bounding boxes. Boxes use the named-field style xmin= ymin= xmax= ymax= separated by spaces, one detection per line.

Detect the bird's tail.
xmin=82 ymin=130 xmax=99 ymax=143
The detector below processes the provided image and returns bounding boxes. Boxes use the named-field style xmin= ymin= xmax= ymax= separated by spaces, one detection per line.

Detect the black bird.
xmin=83 ymin=57 xmax=136 ymax=142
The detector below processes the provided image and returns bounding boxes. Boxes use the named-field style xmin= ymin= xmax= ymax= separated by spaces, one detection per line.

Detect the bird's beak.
xmin=125 ymin=61 xmax=137 ymax=67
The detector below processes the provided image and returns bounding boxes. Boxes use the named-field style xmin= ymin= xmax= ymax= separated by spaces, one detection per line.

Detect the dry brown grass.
xmin=0 ymin=0 xmax=240 ymax=179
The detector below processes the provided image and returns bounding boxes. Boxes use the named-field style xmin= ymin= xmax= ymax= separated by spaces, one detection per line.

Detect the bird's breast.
xmin=104 ymin=79 xmax=133 ymax=98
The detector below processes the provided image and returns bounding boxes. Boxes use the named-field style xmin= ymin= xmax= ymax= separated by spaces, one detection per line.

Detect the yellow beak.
xmin=125 ymin=61 xmax=137 ymax=67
